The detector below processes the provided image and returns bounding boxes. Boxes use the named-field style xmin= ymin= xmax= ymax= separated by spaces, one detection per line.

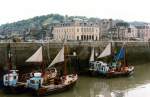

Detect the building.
xmin=52 ymin=19 xmax=100 ymax=41
xmin=111 ymin=22 xmax=138 ymax=41
xmin=125 ymin=24 xmax=138 ymax=40
xmin=99 ymin=19 xmax=114 ymax=39
xmin=136 ymin=23 xmax=150 ymax=41
xmin=113 ymin=23 xmax=150 ymax=41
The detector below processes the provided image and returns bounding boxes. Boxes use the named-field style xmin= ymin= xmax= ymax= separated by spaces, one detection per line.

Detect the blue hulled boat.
xmin=89 ymin=43 xmax=134 ymax=77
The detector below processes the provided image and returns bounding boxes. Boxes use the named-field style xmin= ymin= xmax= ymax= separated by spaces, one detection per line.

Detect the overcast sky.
xmin=0 ymin=0 xmax=150 ymax=25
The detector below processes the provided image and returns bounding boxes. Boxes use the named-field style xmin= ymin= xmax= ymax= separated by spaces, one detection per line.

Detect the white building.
xmin=52 ymin=20 xmax=100 ymax=41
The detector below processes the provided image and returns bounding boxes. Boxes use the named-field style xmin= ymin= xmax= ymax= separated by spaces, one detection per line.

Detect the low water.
xmin=1 ymin=63 xmax=150 ymax=97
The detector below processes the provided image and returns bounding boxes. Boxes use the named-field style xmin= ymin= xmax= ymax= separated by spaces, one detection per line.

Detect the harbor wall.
xmin=0 ymin=41 xmax=150 ymax=74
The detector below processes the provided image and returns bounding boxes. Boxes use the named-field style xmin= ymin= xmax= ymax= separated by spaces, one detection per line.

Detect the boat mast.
xmin=63 ymin=16 xmax=68 ymax=76
xmin=124 ymin=46 xmax=128 ymax=67
xmin=110 ymin=28 xmax=114 ymax=63
xmin=41 ymin=31 xmax=45 ymax=75
xmin=41 ymin=61 xmax=45 ymax=75
xmin=7 ymin=43 xmax=12 ymax=71
xmin=110 ymin=41 xmax=114 ymax=63
xmin=64 ymin=43 xmax=68 ymax=75
xmin=41 ymin=40 xmax=45 ymax=75
xmin=63 ymin=30 xmax=68 ymax=76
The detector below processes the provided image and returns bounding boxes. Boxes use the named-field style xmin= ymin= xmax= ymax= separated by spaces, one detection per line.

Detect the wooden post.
xmin=64 ymin=44 xmax=68 ymax=76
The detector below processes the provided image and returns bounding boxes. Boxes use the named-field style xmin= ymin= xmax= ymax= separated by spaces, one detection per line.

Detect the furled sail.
xmin=89 ymin=48 xmax=94 ymax=62
xmin=115 ymin=47 xmax=125 ymax=61
xmin=98 ymin=43 xmax=111 ymax=58
xmin=26 ymin=46 xmax=43 ymax=62
xmin=48 ymin=46 xmax=64 ymax=68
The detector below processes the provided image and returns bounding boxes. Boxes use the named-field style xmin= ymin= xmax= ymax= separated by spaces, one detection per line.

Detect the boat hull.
xmin=29 ymin=81 xmax=77 ymax=96
xmin=0 ymin=80 xmax=3 ymax=89
xmin=2 ymin=83 xmax=27 ymax=94
xmin=106 ymin=70 xmax=133 ymax=78
xmin=102 ymin=66 xmax=134 ymax=78
xmin=89 ymin=66 xmax=134 ymax=78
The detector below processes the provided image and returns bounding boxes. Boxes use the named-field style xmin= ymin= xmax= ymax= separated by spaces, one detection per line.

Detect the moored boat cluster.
xmin=2 ymin=42 xmax=134 ymax=96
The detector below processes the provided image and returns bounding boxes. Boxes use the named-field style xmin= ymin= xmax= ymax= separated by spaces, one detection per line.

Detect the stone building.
xmin=99 ymin=19 xmax=113 ymax=39
xmin=52 ymin=19 xmax=100 ymax=41
xmin=136 ymin=23 xmax=150 ymax=41
xmin=125 ymin=24 xmax=138 ymax=40
xmin=112 ymin=23 xmax=150 ymax=41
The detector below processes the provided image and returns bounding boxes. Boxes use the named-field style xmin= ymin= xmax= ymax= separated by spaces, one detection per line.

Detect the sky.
xmin=0 ymin=0 xmax=150 ymax=25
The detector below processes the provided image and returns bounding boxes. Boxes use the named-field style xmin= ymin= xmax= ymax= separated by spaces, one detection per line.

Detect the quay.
xmin=0 ymin=41 xmax=150 ymax=74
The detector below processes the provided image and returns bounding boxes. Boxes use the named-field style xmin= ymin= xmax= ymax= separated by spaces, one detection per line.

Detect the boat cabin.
xmin=3 ymin=70 xmax=18 ymax=87
xmin=89 ymin=61 xmax=109 ymax=74
xmin=27 ymin=72 xmax=43 ymax=90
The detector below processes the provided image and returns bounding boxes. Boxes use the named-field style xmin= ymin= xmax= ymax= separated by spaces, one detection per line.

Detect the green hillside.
xmin=0 ymin=14 xmax=65 ymax=35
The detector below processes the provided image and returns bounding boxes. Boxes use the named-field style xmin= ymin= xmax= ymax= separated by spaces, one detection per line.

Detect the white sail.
xmin=48 ymin=46 xmax=64 ymax=68
xmin=89 ymin=48 xmax=94 ymax=62
xmin=26 ymin=46 xmax=43 ymax=62
xmin=98 ymin=43 xmax=111 ymax=58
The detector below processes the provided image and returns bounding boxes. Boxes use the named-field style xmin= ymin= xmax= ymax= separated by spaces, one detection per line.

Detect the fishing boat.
xmin=106 ymin=45 xmax=134 ymax=77
xmin=3 ymin=43 xmax=27 ymax=93
xmin=25 ymin=45 xmax=58 ymax=80
xmin=26 ymin=43 xmax=78 ymax=96
xmin=89 ymin=43 xmax=134 ymax=77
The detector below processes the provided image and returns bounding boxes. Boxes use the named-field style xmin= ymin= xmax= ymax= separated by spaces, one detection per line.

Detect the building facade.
xmin=52 ymin=20 xmax=100 ymax=41
xmin=99 ymin=19 xmax=113 ymax=39
xmin=125 ymin=24 xmax=138 ymax=40
xmin=136 ymin=24 xmax=150 ymax=41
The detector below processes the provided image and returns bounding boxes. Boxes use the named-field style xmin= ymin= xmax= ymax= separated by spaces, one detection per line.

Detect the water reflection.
xmin=1 ymin=64 xmax=150 ymax=97
xmin=74 ymin=63 xmax=150 ymax=97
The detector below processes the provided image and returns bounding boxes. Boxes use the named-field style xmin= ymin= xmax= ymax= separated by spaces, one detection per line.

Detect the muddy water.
xmin=0 ymin=63 xmax=150 ymax=97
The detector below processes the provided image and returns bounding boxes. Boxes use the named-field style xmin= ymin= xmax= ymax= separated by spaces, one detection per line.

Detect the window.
xmin=96 ymin=36 xmax=98 ymax=40
xmin=84 ymin=35 xmax=86 ymax=40
xmin=66 ymin=29 xmax=68 ymax=32
xmin=96 ymin=29 xmax=97 ymax=32
xmin=14 ymin=76 xmax=16 ymax=79
xmin=88 ymin=28 xmax=90 ymax=32
xmin=89 ymin=28 xmax=91 ymax=32
xmin=92 ymin=28 xmax=94 ymax=32
xmin=92 ymin=35 xmax=94 ymax=40
xmin=37 ymin=80 xmax=41 ymax=84
xmin=81 ymin=28 xmax=83 ymax=32
xmin=87 ymin=28 xmax=88 ymax=32
xmin=77 ymin=36 xmax=79 ymax=40
xmin=5 ymin=76 xmax=8 ymax=80
xmin=87 ymin=35 xmax=88 ymax=40
xmin=77 ymin=28 xmax=79 ymax=32
xmin=81 ymin=35 xmax=83 ymax=40
xmin=84 ymin=28 xmax=86 ymax=32
xmin=89 ymin=35 xmax=91 ymax=40
xmin=30 ymin=80 xmax=35 ymax=84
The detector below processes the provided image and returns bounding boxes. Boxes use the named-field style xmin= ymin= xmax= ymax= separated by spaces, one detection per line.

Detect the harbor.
xmin=1 ymin=0 xmax=150 ymax=96
xmin=0 ymin=41 xmax=150 ymax=96
xmin=0 ymin=41 xmax=150 ymax=72
xmin=1 ymin=63 xmax=150 ymax=97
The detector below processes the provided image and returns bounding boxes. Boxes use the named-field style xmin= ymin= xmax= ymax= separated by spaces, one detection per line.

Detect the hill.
xmin=0 ymin=13 xmax=147 ymax=40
